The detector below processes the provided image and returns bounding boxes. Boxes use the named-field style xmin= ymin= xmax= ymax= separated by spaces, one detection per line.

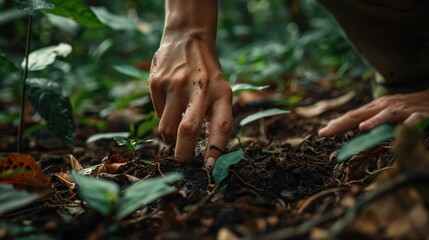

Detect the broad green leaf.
xmin=91 ymin=7 xmax=137 ymax=31
xmin=114 ymin=137 xmax=129 ymax=146
xmin=0 ymin=184 xmax=38 ymax=216
xmin=231 ymin=83 xmax=269 ymax=94
xmin=134 ymin=111 xmax=159 ymax=138
xmin=15 ymin=0 xmax=54 ymax=15
xmin=213 ymin=149 xmax=245 ymax=183
xmin=113 ymin=65 xmax=149 ymax=80
xmin=23 ymin=43 xmax=72 ymax=71
xmin=337 ymin=124 xmax=396 ymax=162
xmin=0 ymin=52 xmax=21 ymax=76
xmin=46 ymin=13 xmax=79 ymax=35
xmin=26 ymin=78 xmax=75 ymax=144
xmin=86 ymin=132 xmax=130 ymax=144
xmin=117 ymin=172 xmax=183 ymax=219
xmin=239 ymin=108 xmax=290 ymax=127
xmin=42 ymin=0 xmax=104 ymax=28
xmin=72 ymin=171 xmax=119 ymax=217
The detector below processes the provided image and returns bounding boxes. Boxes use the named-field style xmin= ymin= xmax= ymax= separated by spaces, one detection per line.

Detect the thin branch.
xmin=17 ymin=14 xmax=33 ymax=152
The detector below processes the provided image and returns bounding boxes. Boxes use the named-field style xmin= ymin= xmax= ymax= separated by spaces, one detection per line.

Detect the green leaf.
xmin=239 ymin=108 xmax=290 ymax=127
xmin=337 ymin=124 xmax=396 ymax=162
xmin=113 ymin=137 xmax=130 ymax=146
xmin=117 ymin=172 xmax=183 ymax=219
xmin=91 ymin=7 xmax=137 ymax=31
xmin=72 ymin=171 xmax=119 ymax=217
xmin=86 ymin=132 xmax=130 ymax=144
xmin=23 ymin=43 xmax=72 ymax=71
xmin=0 ymin=184 xmax=38 ymax=216
xmin=15 ymin=0 xmax=54 ymax=15
xmin=26 ymin=78 xmax=75 ymax=144
xmin=113 ymin=65 xmax=149 ymax=80
xmin=0 ymin=52 xmax=21 ymax=76
xmin=213 ymin=149 xmax=245 ymax=183
xmin=42 ymin=0 xmax=104 ymax=28
xmin=231 ymin=83 xmax=269 ymax=94
xmin=134 ymin=111 xmax=159 ymax=138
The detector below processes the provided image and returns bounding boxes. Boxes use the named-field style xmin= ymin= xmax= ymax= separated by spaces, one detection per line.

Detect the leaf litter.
xmin=1 ymin=81 xmax=429 ymax=239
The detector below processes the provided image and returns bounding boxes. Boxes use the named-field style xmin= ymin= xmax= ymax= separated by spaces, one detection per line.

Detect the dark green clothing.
xmin=318 ymin=0 xmax=429 ymax=95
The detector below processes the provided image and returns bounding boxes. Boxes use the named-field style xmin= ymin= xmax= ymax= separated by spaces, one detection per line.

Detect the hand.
xmin=318 ymin=89 xmax=429 ymax=137
xmin=149 ymin=37 xmax=232 ymax=168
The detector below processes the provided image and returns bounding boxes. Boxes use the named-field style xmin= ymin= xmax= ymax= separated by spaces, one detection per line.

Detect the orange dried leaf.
xmin=0 ymin=153 xmax=51 ymax=195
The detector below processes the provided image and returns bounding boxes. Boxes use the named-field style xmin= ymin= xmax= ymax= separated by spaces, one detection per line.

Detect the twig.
xmin=177 ymin=184 xmax=218 ymax=222
xmin=295 ymin=187 xmax=348 ymax=215
xmin=365 ymin=166 xmax=397 ymax=176
xmin=17 ymin=14 xmax=33 ymax=152
xmin=156 ymin=162 xmax=165 ymax=177
xmin=231 ymin=170 xmax=264 ymax=192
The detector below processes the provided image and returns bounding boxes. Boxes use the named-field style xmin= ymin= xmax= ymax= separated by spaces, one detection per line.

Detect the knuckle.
xmin=383 ymin=107 xmax=398 ymax=116
xmin=221 ymin=84 xmax=233 ymax=99
xmin=179 ymin=120 xmax=199 ymax=137
xmin=378 ymin=96 xmax=397 ymax=107
xmin=410 ymin=112 xmax=426 ymax=120
xmin=158 ymin=124 xmax=177 ymax=142
xmin=213 ymin=119 xmax=232 ymax=135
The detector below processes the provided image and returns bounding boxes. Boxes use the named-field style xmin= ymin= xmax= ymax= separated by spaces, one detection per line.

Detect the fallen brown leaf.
xmin=295 ymin=91 xmax=355 ymax=117
xmin=0 ymin=153 xmax=51 ymax=196
xmin=69 ymin=155 xmax=83 ymax=172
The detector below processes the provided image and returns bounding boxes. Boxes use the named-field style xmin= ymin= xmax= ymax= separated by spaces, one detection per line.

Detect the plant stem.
xmin=17 ymin=14 xmax=33 ymax=153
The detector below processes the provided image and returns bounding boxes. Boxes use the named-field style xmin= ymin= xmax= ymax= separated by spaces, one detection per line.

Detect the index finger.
xmin=318 ymin=103 xmax=380 ymax=137
xmin=204 ymin=97 xmax=233 ymax=170
xmin=174 ymin=97 xmax=207 ymax=163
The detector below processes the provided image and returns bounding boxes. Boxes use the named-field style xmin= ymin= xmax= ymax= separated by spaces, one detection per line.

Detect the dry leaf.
xmin=346 ymin=188 xmax=429 ymax=239
xmin=0 ymin=153 xmax=51 ymax=195
xmin=344 ymin=145 xmax=387 ymax=182
xmin=295 ymin=91 xmax=355 ymax=117
xmin=283 ymin=135 xmax=309 ymax=148
xmin=53 ymin=171 xmax=75 ymax=193
xmin=393 ymin=125 xmax=429 ymax=200
xmin=69 ymin=155 xmax=83 ymax=171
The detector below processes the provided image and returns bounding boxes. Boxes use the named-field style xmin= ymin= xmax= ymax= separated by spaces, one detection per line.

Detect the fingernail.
xmin=318 ymin=127 xmax=329 ymax=137
xmin=204 ymin=157 xmax=215 ymax=170
xmin=359 ymin=122 xmax=373 ymax=131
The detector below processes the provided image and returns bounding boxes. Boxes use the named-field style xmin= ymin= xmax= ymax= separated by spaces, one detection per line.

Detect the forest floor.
xmin=1 ymin=78 xmax=428 ymax=240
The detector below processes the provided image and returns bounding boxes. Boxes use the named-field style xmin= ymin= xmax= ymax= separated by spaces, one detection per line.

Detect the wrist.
xmin=161 ymin=0 xmax=218 ymax=46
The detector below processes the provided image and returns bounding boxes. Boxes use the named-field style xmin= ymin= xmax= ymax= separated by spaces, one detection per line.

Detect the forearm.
xmin=162 ymin=0 xmax=218 ymax=46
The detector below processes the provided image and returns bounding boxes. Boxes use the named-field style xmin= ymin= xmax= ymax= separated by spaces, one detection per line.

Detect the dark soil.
xmin=0 ymin=80 xmax=400 ymax=240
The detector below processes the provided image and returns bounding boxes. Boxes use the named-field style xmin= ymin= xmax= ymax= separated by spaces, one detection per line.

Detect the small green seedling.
xmin=72 ymin=171 xmax=183 ymax=220
xmin=114 ymin=137 xmax=149 ymax=159
xmin=213 ymin=148 xmax=245 ymax=183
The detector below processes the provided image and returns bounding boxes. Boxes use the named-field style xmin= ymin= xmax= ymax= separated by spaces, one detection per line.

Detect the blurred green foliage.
xmin=0 ymin=0 xmax=369 ymax=126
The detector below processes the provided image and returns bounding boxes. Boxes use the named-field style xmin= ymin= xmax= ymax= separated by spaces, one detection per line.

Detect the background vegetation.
xmin=0 ymin=0 xmax=370 ymax=136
